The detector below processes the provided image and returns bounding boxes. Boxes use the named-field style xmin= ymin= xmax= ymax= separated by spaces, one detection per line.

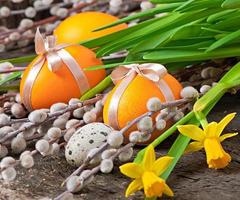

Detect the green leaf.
xmin=0 ymin=72 xmax=22 ymax=86
xmin=143 ymin=47 xmax=240 ymax=63
xmin=0 ymin=55 xmax=35 ymax=64
xmin=206 ymin=29 xmax=240 ymax=52
xmin=93 ymin=3 xmax=181 ymax=31
xmin=207 ymin=9 xmax=237 ymax=23
xmin=80 ymin=76 xmax=113 ymax=101
xmin=222 ymin=0 xmax=240 ymax=8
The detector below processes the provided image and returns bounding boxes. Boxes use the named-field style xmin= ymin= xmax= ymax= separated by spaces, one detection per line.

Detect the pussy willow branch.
xmin=0 ymin=2 xmax=72 ymax=19
xmin=55 ymin=142 xmax=134 ymax=200
xmin=0 ymin=95 xmax=103 ymax=144
xmin=61 ymin=97 xmax=192 ymax=186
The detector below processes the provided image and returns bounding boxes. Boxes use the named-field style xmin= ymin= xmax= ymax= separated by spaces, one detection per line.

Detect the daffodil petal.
xmin=204 ymin=138 xmax=225 ymax=161
xmin=142 ymin=145 xmax=156 ymax=171
xmin=177 ymin=125 xmax=205 ymax=141
xmin=220 ymin=132 xmax=238 ymax=142
xmin=163 ymin=182 xmax=174 ymax=197
xmin=185 ymin=141 xmax=204 ymax=154
xmin=120 ymin=163 xmax=143 ymax=179
xmin=125 ymin=179 xmax=143 ymax=197
xmin=204 ymin=122 xmax=218 ymax=137
xmin=152 ymin=156 xmax=173 ymax=176
xmin=216 ymin=113 xmax=236 ymax=137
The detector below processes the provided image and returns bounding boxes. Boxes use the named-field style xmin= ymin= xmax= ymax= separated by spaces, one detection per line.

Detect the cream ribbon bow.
xmin=22 ymin=28 xmax=90 ymax=111
xmin=107 ymin=63 xmax=169 ymax=130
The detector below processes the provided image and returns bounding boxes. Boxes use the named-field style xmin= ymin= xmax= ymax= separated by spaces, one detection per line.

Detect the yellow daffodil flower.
xmin=120 ymin=145 xmax=174 ymax=198
xmin=177 ymin=113 xmax=238 ymax=169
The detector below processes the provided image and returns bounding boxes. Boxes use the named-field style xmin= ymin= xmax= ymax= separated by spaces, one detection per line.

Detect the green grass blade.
xmin=206 ymin=29 xmax=240 ymax=52
xmin=0 ymin=71 xmax=22 ymax=86
xmin=93 ymin=3 xmax=182 ymax=31
xmin=80 ymin=75 xmax=113 ymax=100
xmin=222 ymin=0 xmax=240 ymax=8
xmin=0 ymin=55 xmax=35 ymax=64
xmin=144 ymin=47 xmax=240 ymax=63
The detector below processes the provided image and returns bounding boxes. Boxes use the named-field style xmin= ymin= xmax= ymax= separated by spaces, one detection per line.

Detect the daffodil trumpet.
xmin=178 ymin=113 xmax=238 ymax=169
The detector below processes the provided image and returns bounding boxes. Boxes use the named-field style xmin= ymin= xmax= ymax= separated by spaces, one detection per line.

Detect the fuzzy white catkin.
xmin=47 ymin=127 xmax=62 ymax=140
xmin=64 ymin=128 xmax=75 ymax=142
xmin=11 ymin=135 xmax=27 ymax=154
xmin=28 ymin=110 xmax=48 ymax=124
xmin=66 ymin=119 xmax=80 ymax=129
xmin=9 ymin=32 xmax=21 ymax=41
xmin=83 ymin=105 xmax=94 ymax=112
xmin=11 ymin=103 xmax=26 ymax=118
xmin=147 ymin=97 xmax=162 ymax=112
xmin=1 ymin=167 xmax=17 ymax=181
xmin=25 ymin=7 xmax=37 ymax=18
xmin=20 ymin=154 xmax=34 ymax=169
xmin=35 ymin=139 xmax=49 ymax=154
xmin=42 ymin=0 xmax=53 ymax=6
xmin=180 ymin=86 xmax=199 ymax=99
xmin=56 ymin=8 xmax=68 ymax=18
xmin=100 ymin=159 xmax=114 ymax=174
xmin=15 ymin=93 xmax=22 ymax=103
xmin=79 ymin=169 xmax=94 ymax=185
xmin=0 ymin=145 xmax=8 ymax=158
xmin=33 ymin=0 xmax=44 ymax=9
xmin=200 ymin=85 xmax=211 ymax=94
xmin=0 ymin=62 xmax=13 ymax=69
xmin=19 ymin=19 xmax=34 ymax=29
xmin=11 ymin=0 xmax=24 ymax=3
xmin=118 ymin=147 xmax=133 ymax=162
xmin=53 ymin=118 xmax=68 ymax=129
xmin=51 ymin=143 xmax=60 ymax=155
xmin=20 ymin=123 xmax=36 ymax=138
xmin=20 ymin=150 xmax=31 ymax=160
xmin=59 ymin=112 xmax=71 ymax=120
xmin=0 ymin=44 xmax=5 ymax=52
xmin=0 ymin=113 xmax=10 ymax=126
xmin=156 ymin=119 xmax=167 ymax=130
xmin=87 ymin=148 xmax=101 ymax=165
xmin=0 ymin=7 xmax=11 ymax=17
xmin=50 ymin=5 xmax=59 ymax=15
xmin=173 ymin=112 xmax=184 ymax=122
xmin=110 ymin=0 xmax=122 ymax=7
xmin=140 ymin=1 xmax=154 ymax=11
xmin=155 ymin=110 xmax=168 ymax=122
xmin=83 ymin=111 xmax=97 ymax=124
xmin=50 ymin=103 xmax=67 ymax=113
xmin=137 ymin=116 xmax=153 ymax=132
xmin=66 ymin=175 xmax=82 ymax=193
xmin=101 ymin=149 xmax=117 ymax=160
xmin=73 ymin=108 xmax=85 ymax=119
xmin=68 ymin=98 xmax=81 ymax=105
xmin=0 ymin=126 xmax=14 ymax=138
xmin=0 ymin=156 xmax=16 ymax=168
xmin=107 ymin=131 xmax=123 ymax=148
xmin=129 ymin=131 xmax=142 ymax=143
xmin=139 ymin=133 xmax=151 ymax=142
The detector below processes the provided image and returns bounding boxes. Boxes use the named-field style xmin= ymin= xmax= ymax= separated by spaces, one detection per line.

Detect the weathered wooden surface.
xmin=0 ymin=95 xmax=239 ymax=200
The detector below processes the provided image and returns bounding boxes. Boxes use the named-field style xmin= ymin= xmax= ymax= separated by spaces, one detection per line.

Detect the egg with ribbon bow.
xmin=20 ymin=29 xmax=106 ymax=110
xmin=54 ymin=11 xmax=128 ymax=44
xmin=103 ymin=63 xmax=182 ymax=144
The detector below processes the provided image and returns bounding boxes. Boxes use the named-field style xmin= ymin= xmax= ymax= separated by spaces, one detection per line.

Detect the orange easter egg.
xmin=103 ymin=74 xmax=182 ymax=144
xmin=20 ymin=45 xmax=106 ymax=110
xmin=54 ymin=11 xmax=128 ymax=44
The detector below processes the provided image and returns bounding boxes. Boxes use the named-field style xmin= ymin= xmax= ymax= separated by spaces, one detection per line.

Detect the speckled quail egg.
xmin=65 ymin=122 xmax=112 ymax=166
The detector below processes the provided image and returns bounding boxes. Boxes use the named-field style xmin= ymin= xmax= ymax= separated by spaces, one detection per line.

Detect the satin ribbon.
xmin=107 ymin=63 xmax=175 ymax=130
xmin=22 ymin=28 xmax=90 ymax=111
